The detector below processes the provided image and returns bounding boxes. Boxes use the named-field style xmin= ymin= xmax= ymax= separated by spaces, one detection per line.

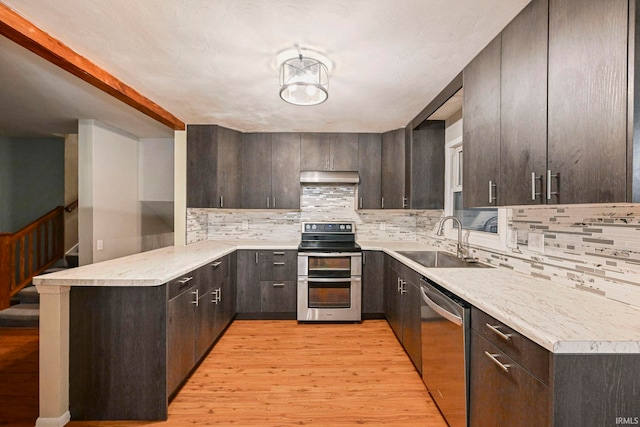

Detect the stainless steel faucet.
xmin=436 ymin=216 xmax=465 ymax=259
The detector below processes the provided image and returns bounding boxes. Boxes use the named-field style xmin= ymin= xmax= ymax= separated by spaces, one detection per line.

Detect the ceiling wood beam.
xmin=0 ymin=3 xmax=185 ymax=131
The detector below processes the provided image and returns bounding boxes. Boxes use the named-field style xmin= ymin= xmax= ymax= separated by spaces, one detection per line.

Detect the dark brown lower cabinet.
xmin=384 ymin=255 xmax=421 ymax=374
xmin=69 ymin=254 xmax=236 ymax=421
xmin=362 ymin=250 xmax=385 ymax=318
xmin=261 ymin=281 xmax=297 ymax=312
xmin=470 ymin=330 xmax=550 ymax=427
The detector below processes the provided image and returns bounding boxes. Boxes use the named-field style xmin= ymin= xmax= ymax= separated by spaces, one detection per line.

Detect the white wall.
xmin=78 ymin=119 xmax=141 ymax=265
xmin=139 ymin=138 xmax=174 ymax=201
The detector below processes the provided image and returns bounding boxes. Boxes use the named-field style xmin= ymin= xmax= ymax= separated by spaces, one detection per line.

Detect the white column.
xmin=174 ymin=129 xmax=187 ymax=246
xmin=35 ymin=285 xmax=71 ymax=427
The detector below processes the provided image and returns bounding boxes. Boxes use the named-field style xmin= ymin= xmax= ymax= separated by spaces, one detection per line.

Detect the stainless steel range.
xmin=297 ymin=222 xmax=362 ymax=322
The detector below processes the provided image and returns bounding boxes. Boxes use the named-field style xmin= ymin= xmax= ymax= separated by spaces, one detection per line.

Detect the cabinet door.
xmin=547 ymin=0 xmax=628 ymax=204
xmin=167 ymin=285 xmax=197 ymax=395
xmin=500 ymin=0 xmax=548 ymax=206
xmin=329 ymin=133 xmax=359 ymax=171
xmin=362 ymin=251 xmax=384 ymax=314
xmin=241 ymin=133 xmax=273 ymax=208
xmin=381 ymin=128 xmax=406 ymax=209
xmin=271 ymin=133 xmax=301 ymax=209
xmin=401 ymin=272 xmax=422 ymax=373
xmin=469 ymin=331 xmax=550 ymax=427
xmin=357 ymin=134 xmax=382 ymax=209
xmin=463 ymin=35 xmax=501 ymax=208
xmin=236 ymin=251 xmax=261 ymax=313
xmin=216 ymin=126 xmax=242 ymax=208
xmin=411 ymin=122 xmax=445 ymax=209
xmin=300 ymin=133 xmax=330 ymax=170
xmin=186 ymin=125 xmax=218 ymax=208
xmin=260 ymin=281 xmax=297 ymax=312
xmin=195 ymin=286 xmax=216 ymax=360
xmin=386 ymin=265 xmax=404 ymax=340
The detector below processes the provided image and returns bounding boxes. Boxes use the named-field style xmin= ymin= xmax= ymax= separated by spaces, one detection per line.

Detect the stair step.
xmin=16 ymin=285 xmax=40 ymax=304
xmin=0 ymin=303 xmax=39 ymax=327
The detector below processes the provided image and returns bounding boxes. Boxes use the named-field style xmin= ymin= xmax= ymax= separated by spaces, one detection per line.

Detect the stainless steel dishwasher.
xmin=420 ymin=277 xmax=470 ymax=427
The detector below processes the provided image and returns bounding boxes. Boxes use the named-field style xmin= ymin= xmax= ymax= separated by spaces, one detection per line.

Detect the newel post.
xmin=0 ymin=233 xmax=13 ymax=310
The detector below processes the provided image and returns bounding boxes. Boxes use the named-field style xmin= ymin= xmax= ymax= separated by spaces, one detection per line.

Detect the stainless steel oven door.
xmin=297 ymin=253 xmax=362 ymax=321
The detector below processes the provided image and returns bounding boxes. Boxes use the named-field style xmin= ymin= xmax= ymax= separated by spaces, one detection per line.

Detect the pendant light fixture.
xmin=278 ymin=47 xmax=330 ymax=106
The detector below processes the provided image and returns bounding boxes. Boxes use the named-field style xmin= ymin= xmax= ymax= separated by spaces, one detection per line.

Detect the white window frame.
xmin=443 ymin=134 xmax=507 ymax=252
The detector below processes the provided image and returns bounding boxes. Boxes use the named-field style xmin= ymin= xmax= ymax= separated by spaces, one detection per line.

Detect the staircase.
xmin=0 ymin=253 xmax=77 ymax=327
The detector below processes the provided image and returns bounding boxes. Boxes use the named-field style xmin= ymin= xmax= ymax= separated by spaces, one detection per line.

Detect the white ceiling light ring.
xmin=278 ymin=49 xmax=331 ymax=106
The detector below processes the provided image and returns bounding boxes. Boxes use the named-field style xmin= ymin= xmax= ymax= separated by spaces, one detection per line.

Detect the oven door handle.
xmin=298 ymin=253 xmax=361 ymax=257
xmin=420 ymin=286 xmax=462 ymax=326
xmin=305 ymin=277 xmax=353 ymax=283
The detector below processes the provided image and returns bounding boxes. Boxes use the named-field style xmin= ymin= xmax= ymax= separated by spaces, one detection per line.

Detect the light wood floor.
xmin=3 ymin=320 xmax=447 ymax=426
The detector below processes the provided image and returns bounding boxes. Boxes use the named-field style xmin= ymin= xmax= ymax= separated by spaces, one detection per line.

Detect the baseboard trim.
xmin=35 ymin=411 xmax=71 ymax=427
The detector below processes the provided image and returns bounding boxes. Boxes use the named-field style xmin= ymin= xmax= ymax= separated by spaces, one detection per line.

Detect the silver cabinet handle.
xmin=325 ymin=158 xmax=330 ymax=170
xmin=178 ymin=276 xmax=193 ymax=285
xmin=403 ymin=197 xmax=408 ymax=209
xmin=381 ymin=197 xmax=385 ymax=209
xmin=273 ymin=283 xmax=285 ymax=288
xmin=273 ymin=197 xmax=276 ymax=208
xmin=401 ymin=280 xmax=407 ymax=294
xmin=192 ymin=289 xmax=199 ymax=306
xmin=273 ymin=251 xmax=285 ymax=255
xmin=220 ymin=195 xmax=224 ymax=208
xmin=266 ymin=197 xmax=270 ymax=208
xmin=397 ymin=277 xmax=401 ymax=292
xmin=359 ymin=197 xmax=363 ymax=209
xmin=485 ymin=351 xmax=511 ymax=373
xmin=489 ymin=180 xmax=497 ymax=204
xmin=486 ymin=323 xmax=512 ymax=341
xmin=255 ymin=252 xmax=259 ymax=264
xmin=211 ymin=261 xmax=222 ymax=268
xmin=363 ymin=252 xmax=366 ymax=265
xmin=531 ymin=173 xmax=542 ymax=201
xmin=273 ymin=262 xmax=285 ymax=266
xmin=330 ymin=156 xmax=335 ymax=170
xmin=211 ymin=288 xmax=221 ymax=304
xmin=547 ymin=170 xmax=558 ymax=200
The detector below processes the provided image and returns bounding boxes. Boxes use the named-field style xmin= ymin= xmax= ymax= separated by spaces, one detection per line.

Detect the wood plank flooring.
xmin=2 ymin=320 xmax=447 ymax=426
xmin=0 ymin=327 xmax=39 ymax=427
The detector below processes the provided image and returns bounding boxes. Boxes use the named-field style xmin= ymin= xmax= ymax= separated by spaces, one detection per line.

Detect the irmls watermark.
xmin=616 ymin=417 xmax=640 ymax=425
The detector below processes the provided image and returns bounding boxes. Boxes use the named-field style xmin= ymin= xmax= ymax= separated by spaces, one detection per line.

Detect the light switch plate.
xmin=242 ymin=220 xmax=249 ymax=230
xmin=528 ymin=232 xmax=544 ymax=253
xmin=379 ymin=222 xmax=386 ymax=231
xmin=97 ymin=239 xmax=104 ymax=251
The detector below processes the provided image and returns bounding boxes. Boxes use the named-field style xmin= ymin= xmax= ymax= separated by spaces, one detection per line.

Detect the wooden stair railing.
xmin=0 ymin=206 xmax=65 ymax=310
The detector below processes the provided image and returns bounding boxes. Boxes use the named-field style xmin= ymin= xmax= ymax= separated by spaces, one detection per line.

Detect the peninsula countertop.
xmin=33 ymin=239 xmax=640 ymax=354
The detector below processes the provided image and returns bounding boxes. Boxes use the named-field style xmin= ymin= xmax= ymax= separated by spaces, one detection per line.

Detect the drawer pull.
xmin=272 ymin=283 xmax=285 ymax=288
xmin=192 ymin=289 xmax=199 ymax=306
xmin=178 ymin=276 xmax=193 ymax=285
xmin=273 ymin=262 xmax=286 ymax=266
xmin=211 ymin=261 xmax=222 ymax=268
xmin=486 ymin=323 xmax=512 ymax=341
xmin=485 ymin=351 xmax=511 ymax=373
xmin=273 ymin=252 xmax=285 ymax=255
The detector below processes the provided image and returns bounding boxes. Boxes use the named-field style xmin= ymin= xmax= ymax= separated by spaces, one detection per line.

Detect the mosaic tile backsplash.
xmin=187 ymin=186 xmax=640 ymax=308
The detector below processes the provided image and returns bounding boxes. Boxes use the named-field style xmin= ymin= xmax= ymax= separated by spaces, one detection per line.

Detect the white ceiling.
xmin=0 ymin=0 xmax=530 ymax=137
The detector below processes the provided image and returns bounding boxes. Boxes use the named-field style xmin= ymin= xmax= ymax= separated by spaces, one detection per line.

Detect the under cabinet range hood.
xmin=299 ymin=171 xmax=360 ymax=184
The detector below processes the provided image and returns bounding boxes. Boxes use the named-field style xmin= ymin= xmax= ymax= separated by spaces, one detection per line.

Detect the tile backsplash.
xmin=187 ymin=187 xmax=640 ymax=308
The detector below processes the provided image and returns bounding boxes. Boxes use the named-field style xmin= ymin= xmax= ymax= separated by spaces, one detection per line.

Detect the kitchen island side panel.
xmin=69 ymin=285 xmax=168 ymax=420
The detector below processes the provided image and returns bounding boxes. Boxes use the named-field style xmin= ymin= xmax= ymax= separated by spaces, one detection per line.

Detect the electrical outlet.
xmin=97 ymin=239 xmax=104 ymax=251
xmin=242 ymin=220 xmax=249 ymax=230
xmin=507 ymin=229 xmax=518 ymax=249
xmin=379 ymin=222 xmax=386 ymax=231
xmin=528 ymin=232 xmax=544 ymax=253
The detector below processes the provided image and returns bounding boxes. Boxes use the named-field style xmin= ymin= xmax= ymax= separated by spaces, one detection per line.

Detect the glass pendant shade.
xmin=279 ymin=56 xmax=329 ymax=106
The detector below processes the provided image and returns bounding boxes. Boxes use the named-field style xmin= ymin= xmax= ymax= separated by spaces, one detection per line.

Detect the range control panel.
xmin=301 ymin=222 xmax=355 ymax=233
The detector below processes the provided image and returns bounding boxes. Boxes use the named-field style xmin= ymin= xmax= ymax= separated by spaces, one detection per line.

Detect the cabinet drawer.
xmin=258 ymin=250 xmax=297 ymax=262
xmin=168 ymin=274 xmax=197 ymax=300
xmin=469 ymin=331 xmax=550 ymax=427
xmin=260 ymin=281 xmax=297 ymax=312
xmin=260 ymin=259 xmax=297 ymax=281
xmin=471 ymin=307 xmax=550 ymax=385
xmin=196 ymin=257 xmax=226 ymax=293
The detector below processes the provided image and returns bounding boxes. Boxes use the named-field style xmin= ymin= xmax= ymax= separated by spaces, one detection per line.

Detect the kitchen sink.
xmin=396 ymin=251 xmax=492 ymax=268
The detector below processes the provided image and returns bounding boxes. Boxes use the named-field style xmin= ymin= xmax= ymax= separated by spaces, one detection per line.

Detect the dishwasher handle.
xmin=420 ymin=283 xmax=462 ymax=326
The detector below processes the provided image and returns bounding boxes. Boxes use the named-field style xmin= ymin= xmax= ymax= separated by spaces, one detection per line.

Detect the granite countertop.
xmin=34 ymin=239 xmax=640 ymax=354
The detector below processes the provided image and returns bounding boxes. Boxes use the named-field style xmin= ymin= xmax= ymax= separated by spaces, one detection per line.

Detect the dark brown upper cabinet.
xmin=241 ymin=133 xmax=300 ymax=209
xmin=463 ymin=0 xmax=634 ymax=207
xmin=410 ymin=122 xmax=445 ymax=209
xmin=500 ymin=0 xmax=548 ymax=206
xmin=357 ymin=133 xmax=382 ymax=209
xmin=463 ymin=35 xmax=502 ymax=208
xmin=381 ymin=128 xmax=407 ymax=209
xmin=300 ymin=133 xmax=358 ymax=171
xmin=187 ymin=125 xmax=242 ymax=208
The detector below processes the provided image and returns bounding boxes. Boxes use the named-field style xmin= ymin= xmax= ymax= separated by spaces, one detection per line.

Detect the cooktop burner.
xmin=298 ymin=222 xmax=360 ymax=253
